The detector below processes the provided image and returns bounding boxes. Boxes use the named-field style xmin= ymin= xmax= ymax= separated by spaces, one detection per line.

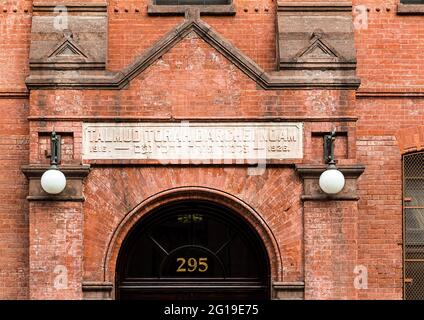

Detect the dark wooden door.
xmin=116 ymin=200 xmax=270 ymax=300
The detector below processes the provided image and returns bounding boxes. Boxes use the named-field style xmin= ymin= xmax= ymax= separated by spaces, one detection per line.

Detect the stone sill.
xmin=147 ymin=4 xmax=236 ymax=15
xmin=26 ymin=195 xmax=85 ymax=201
xmin=295 ymin=164 xmax=365 ymax=201
xmin=85 ymin=159 xmax=301 ymax=166
xmin=272 ymin=281 xmax=304 ymax=300
xmin=22 ymin=165 xmax=90 ymax=202
xmin=82 ymin=282 xmax=113 ymax=300
xmin=301 ymin=194 xmax=360 ymax=201
xmin=22 ymin=164 xmax=91 ymax=178
xmin=397 ymin=4 xmax=424 ymax=14
xmin=295 ymin=164 xmax=366 ymax=178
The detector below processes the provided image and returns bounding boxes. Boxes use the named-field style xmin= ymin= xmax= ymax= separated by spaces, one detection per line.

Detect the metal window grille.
xmin=403 ymin=152 xmax=424 ymax=300
xmin=400 ymin=0 xmax=424 ymax=4
xmin=154 ymin=0 xmax=231 ymax=5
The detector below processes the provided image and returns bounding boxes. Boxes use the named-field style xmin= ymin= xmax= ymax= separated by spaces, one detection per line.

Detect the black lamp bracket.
xmin=50 ymin=131 xmax=61 ymax=166
xmin=324 ymin=128 xmax=336 ymax=165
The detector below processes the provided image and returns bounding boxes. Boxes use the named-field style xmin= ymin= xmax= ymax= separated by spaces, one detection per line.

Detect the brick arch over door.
xmin=103 ymin=186 xmax=283 ymax=290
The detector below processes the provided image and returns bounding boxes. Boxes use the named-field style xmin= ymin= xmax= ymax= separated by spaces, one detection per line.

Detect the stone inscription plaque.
xmin=82 ymin=122 xmax=303 ymax=161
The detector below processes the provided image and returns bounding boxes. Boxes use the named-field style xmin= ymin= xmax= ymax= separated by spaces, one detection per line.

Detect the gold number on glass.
xmin=176 ymin=257 xmax=208 ymax=272
xmin=187 ymin=258 xmax=197 ymax=272
xmin=176 ymin=257 xmax=186 ymax=272
xmin=198 ymin=257 xmax=208 ymax=272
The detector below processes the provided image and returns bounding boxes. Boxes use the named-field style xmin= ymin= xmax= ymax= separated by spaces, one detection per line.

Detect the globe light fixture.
xmin=41 ymin=168 xmax=66 ymax=194
xmin=40 ymin=131 xmax=67 ymax=195
xmin=318 ymin=129 xmax=345 ymax=195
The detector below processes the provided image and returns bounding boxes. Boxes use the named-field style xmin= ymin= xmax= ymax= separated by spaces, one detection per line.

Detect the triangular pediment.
xmin=48 ymin=38 xmax=88 ymax=61
xmin=120 ymin=17 xmax=267 ymax=88
xmin=56 ymin=43 xmax=81 ymax=56
xmin=131 ymin=31 xmax=259 ymax=109
xmin=294 ymin=34 xmax=341 ymax=63
xmin=302 ymin=41 xmax=337 ymax=60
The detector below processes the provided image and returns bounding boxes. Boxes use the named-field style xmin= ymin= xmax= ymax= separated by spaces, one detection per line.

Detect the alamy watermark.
xmin=53 ymin=265 xmax=68 ymax=289
xmin=353 ymin=265 xmax=368 ymax=290
xmin=154 ymin=121 xmax=269 ymax=176
xmin=53 ymin=6 xmax=68 ymax=31
xmin=353 ymin=5 xmax=369 ymax=30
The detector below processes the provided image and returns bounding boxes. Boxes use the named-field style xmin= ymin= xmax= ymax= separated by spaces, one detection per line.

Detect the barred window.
xmin=403 ymin=152 xmax=424 ymax=300
xmin=154 ymin=0 xmax=231 ymax=4
xmin=400 ymin=0 xmax=424 ymax=4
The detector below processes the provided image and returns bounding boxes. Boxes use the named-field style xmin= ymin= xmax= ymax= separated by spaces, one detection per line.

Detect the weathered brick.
xmin=1 ymin=0 xmax=422 ymax=300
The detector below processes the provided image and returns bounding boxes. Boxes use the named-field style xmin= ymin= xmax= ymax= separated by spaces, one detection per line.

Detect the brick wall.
xmin=304 ymin=201 xmax=359 ymax=299
xmin=0 ymin=0 xmax=31 ymax=299
xmin=107 ymin=0 xmax=276 ymax=72
xmin=354 ymin=0 xmax=424 ymax=90
xmin=0 ymin=1 xmax=31 ymax=91
xmin=0 ymin=99 xmax=29 ymax=299
xmin=352 ymin=0 xmax=424 ymax=299
xmin=1 ymin=0 xmax=423 ymax=299
xmin=29 ymin=202 xmax=83 ymax=299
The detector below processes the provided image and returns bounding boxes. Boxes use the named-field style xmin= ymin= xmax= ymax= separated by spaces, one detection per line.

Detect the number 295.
xmin=176 ymin=257 xmax=208 ymax=272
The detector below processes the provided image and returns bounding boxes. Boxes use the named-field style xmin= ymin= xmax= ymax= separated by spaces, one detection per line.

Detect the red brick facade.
xmin=0 ymin=0 xmax=423 ymax=299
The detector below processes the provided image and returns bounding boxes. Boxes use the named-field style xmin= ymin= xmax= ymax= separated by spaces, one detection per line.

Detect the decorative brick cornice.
xmin=147 ymin=4 xmax=236 ymax=16
xmin=0 ymin=91 xmax=29 ymax=99
xmin=26 ymin=12 xmax=360 ymax=90
xmin=277 ymin=2 xmax=352 ymax=12
xmin=32 ymin=2 xmax=107 ymax=13
xmin=295 ymin=164 xmax=365 ymax=201
xmin=26 ymin=115 xmax=359 ymax=122
xmin=356 ymin=90 xmax=424 ymax=98
xmin=22 ymin=165 xmax=90 ymax=201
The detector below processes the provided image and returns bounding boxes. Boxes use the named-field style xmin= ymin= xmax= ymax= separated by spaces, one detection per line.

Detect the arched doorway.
xmin=116 ymin=199 xmax=270 ymax=300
